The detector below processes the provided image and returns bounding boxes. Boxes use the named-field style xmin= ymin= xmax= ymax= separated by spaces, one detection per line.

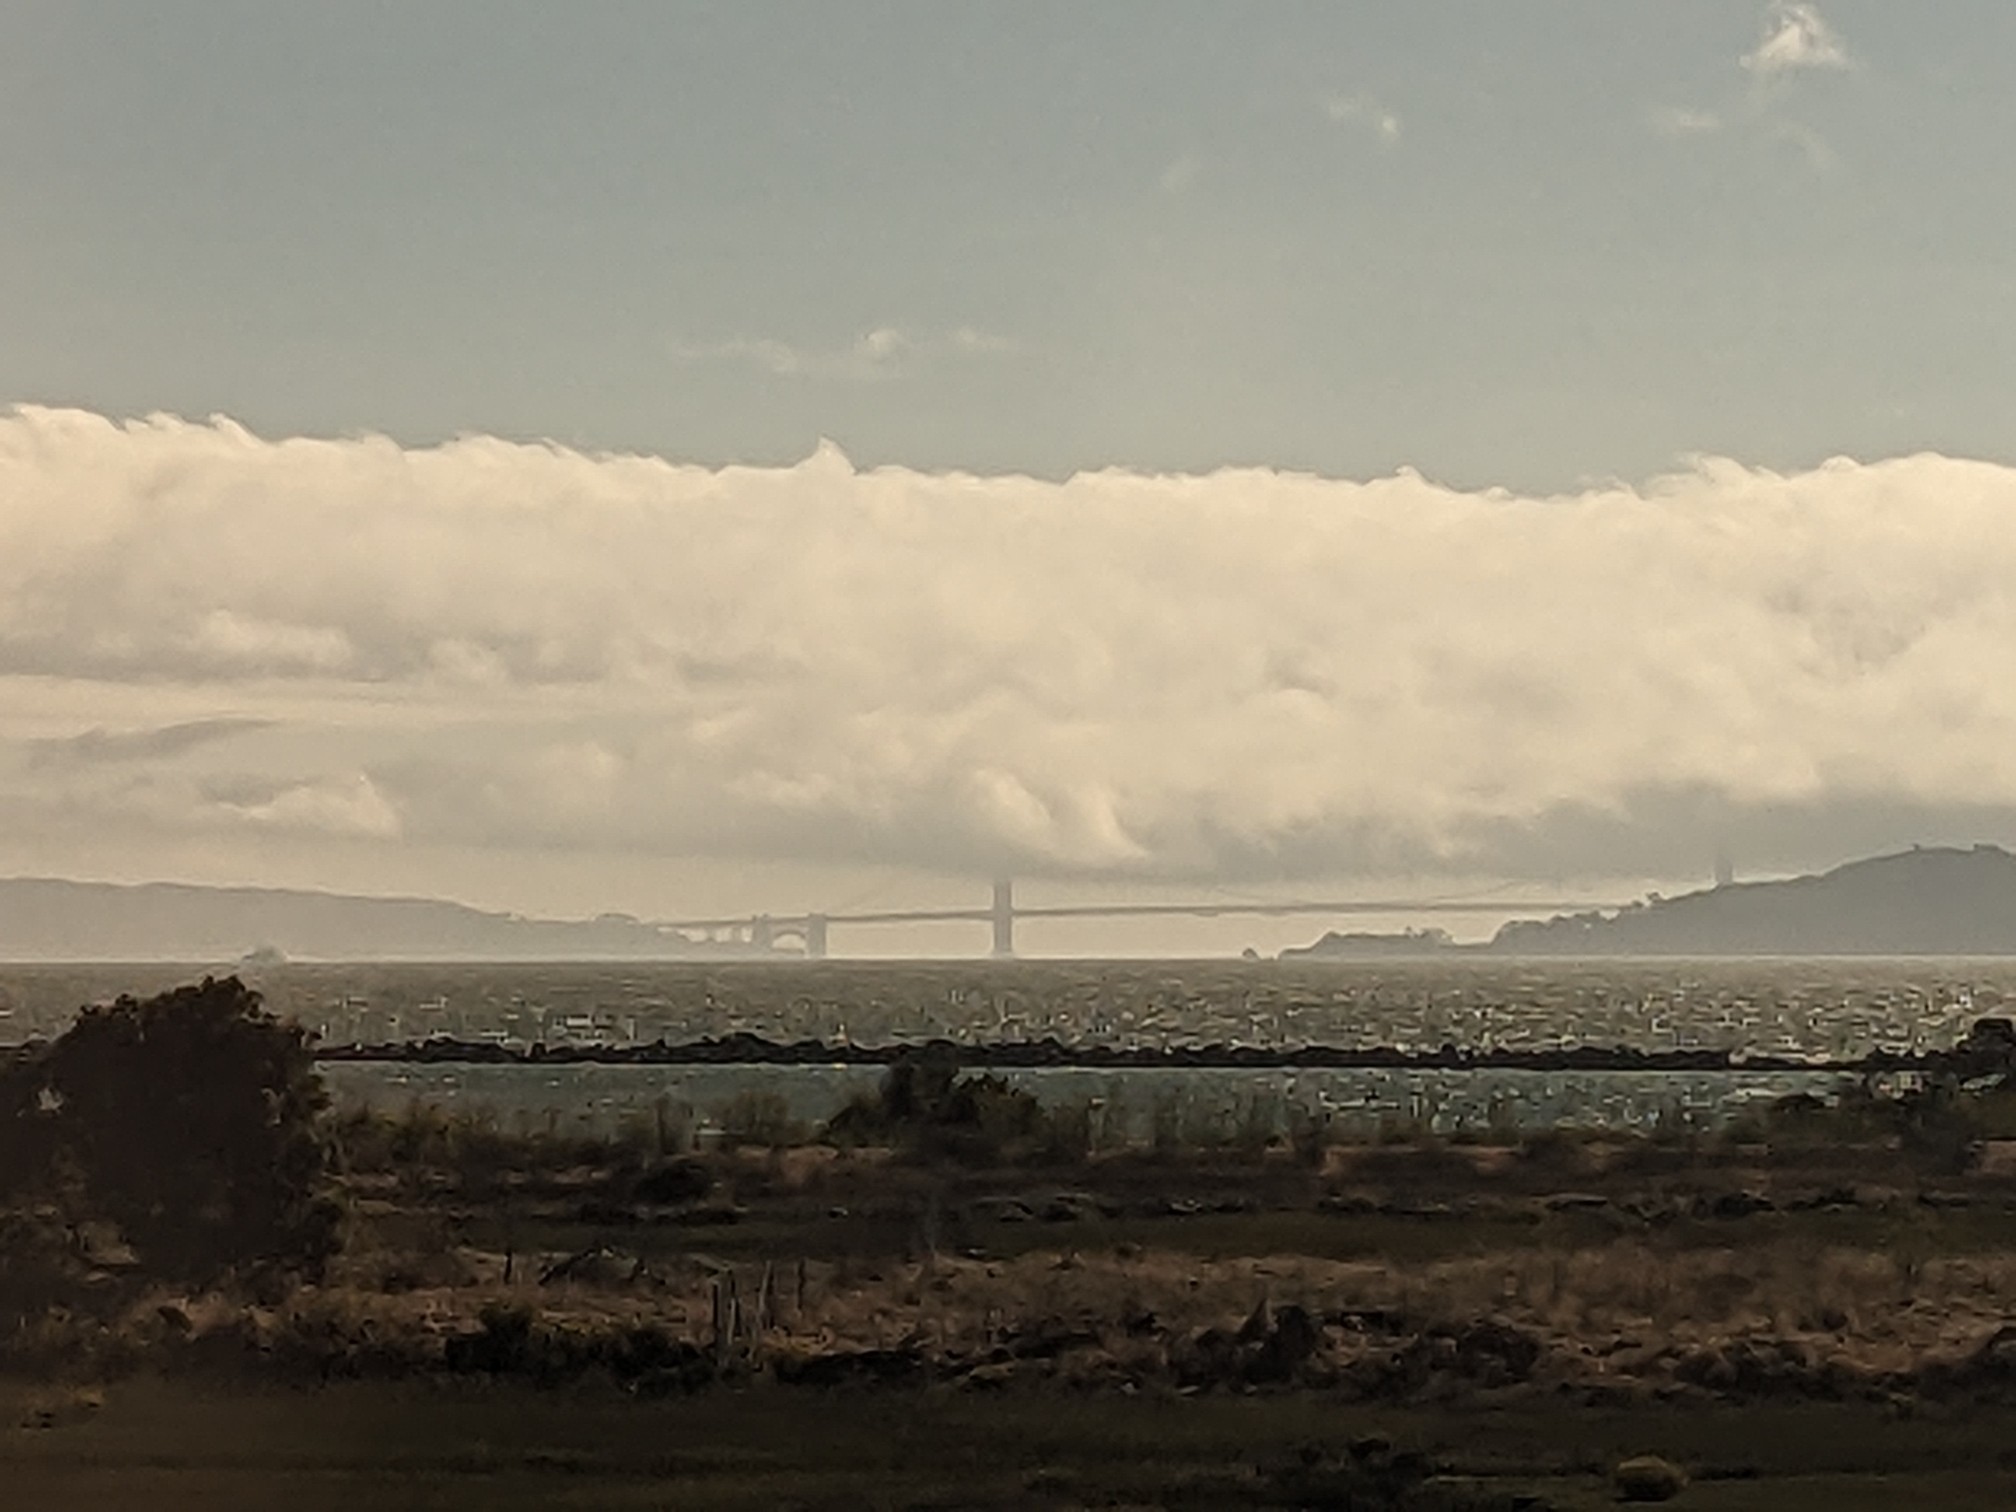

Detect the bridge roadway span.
xmin=660 ymin=883 xmax=1610 ymax=958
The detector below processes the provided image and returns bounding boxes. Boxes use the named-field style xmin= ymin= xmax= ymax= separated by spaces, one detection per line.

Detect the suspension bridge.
xmin=657 ymin=879 xmax=1612 ymax=958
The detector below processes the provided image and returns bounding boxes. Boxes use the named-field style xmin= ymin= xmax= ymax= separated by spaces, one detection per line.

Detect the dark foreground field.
xmin=19 ymin=990 xmax=2016 ymax=1507
xmin=8 ymin=1376 xmax=2016 ymax=1510
xmin=20 ymin=1123 xmax=2016 ymax=1508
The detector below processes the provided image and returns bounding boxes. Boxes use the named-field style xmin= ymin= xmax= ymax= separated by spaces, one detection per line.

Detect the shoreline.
xmin=307 ymin=1031 xmax=1958 ymax=1074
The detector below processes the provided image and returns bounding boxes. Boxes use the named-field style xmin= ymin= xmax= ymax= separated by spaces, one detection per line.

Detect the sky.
xmin=5 ymin=2 xmax=2016 ymax=954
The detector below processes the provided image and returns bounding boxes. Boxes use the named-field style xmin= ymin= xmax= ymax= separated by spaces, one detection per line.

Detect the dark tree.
xmin=34 ymin=976 xmax=338 ymax=1285
xmin=824 ymin=1049 xmax=1046 ymax=1163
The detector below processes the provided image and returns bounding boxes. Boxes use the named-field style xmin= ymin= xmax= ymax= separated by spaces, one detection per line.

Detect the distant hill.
xmin=1491 ymin=846 xmax=2016 ymax=956
xmin=0 ymin=878 xmax=740 ymax=961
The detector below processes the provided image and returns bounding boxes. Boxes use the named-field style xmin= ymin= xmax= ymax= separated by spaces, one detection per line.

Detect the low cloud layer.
xmin=5 ymin=405 xmax=2016 ymax=894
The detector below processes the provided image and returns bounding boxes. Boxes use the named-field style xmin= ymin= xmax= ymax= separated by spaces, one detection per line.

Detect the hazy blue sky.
xmin=9 ymin=3 xmax=2016 ymax=953
xmin=8 ymin=1 xmax=2014 ymax=489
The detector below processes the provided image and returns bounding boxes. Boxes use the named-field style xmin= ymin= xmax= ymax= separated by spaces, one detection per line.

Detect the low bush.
xmin=824 ymin=1053 xmax=1049 ymax=1164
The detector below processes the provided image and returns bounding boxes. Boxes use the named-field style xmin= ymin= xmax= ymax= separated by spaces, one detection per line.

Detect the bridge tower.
xmin=804 ymin=913 xmax=829 ymax=959
xmin=990 ymin=877 xmax=1015 ymax=957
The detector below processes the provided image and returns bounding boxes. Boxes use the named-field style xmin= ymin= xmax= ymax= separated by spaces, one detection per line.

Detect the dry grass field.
xmin=15 ymin=1121 xmax=2016 ymax=1507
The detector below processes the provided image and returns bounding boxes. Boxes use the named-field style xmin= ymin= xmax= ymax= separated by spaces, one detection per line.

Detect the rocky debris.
xmin=1173 ymin=1301 xmax=1327 ymax=1389
xmin=1612 ymin=1454 xmax=1688 ymax=1501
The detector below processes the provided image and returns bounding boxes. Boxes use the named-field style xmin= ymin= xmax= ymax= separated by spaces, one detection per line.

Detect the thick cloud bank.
xmin=5 ymin=405 xmax=2016 ymax=887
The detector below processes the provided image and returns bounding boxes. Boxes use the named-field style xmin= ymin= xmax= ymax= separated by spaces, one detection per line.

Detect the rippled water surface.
xmin=2 ymin=958 xmax=2002 ymax=1133
xmin=1 ymin=957 xmax=2005 ymax=1057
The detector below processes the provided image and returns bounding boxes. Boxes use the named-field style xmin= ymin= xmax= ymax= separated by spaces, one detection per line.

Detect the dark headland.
xmin=1286 ymin=844 xmax=2016 ymax=958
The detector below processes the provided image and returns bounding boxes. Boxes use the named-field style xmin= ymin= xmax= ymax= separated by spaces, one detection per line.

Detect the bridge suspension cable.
xmin=653 ymin=883 xmax=1610 ymax=958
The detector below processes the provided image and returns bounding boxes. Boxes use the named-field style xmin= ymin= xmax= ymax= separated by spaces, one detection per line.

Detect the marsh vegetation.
xmin=10 ymin=979 xmax=2016 ymax=1506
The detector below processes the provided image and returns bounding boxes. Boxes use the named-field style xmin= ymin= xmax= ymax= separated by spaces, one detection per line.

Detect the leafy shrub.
xmin=16 ymin=976 xmax=339 ymax=1286
xmin=632 ymin=1157 xmax=715 ymax=1205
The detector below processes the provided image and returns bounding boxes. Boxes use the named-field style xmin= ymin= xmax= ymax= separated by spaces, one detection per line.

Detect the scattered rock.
xmin=1612 ymin=1454 xmax=1687 ymax=1501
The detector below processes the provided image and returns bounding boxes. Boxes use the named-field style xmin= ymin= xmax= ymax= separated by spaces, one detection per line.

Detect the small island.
xmin=1278 ymin=926 xmax=1457 ymax=960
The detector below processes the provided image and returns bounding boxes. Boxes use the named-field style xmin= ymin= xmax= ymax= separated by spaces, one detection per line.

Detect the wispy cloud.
xmin=1647 ymin=106 xmax=1723 ymax=139
xmin=1653 ymin=5 xmax=1851 ymax=161
xmin=1742 ymin=2 xmax=1852 ymax=80
xmin=947 ymin=326 xmax=1019 ymax=357
xmin=1322 ymin=93 xmax=1401 ymax=146
xmin=670 ymin=326 xmax=1018 ymax=383
xmin=667 ymin=331 xmax=906 ymax=383
xmin=25 ymin=717 xmax=271 ymax=771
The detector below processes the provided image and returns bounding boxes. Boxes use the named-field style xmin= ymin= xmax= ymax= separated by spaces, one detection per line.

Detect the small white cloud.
xmin=854 ymin=327 xmax=908 ymax=364
xmin=1742 ymin=2 xmax=1851 ymax=79
xmin=1648 ymin=106 xmax=1723 ymax=138
xmin=219 ymin=774 xmax=403 ymax=840
xmin=1322 ymin=93 xmax=1401 ymax=145
xmin=1159 ymin=155 xmax=1202 ymax=195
